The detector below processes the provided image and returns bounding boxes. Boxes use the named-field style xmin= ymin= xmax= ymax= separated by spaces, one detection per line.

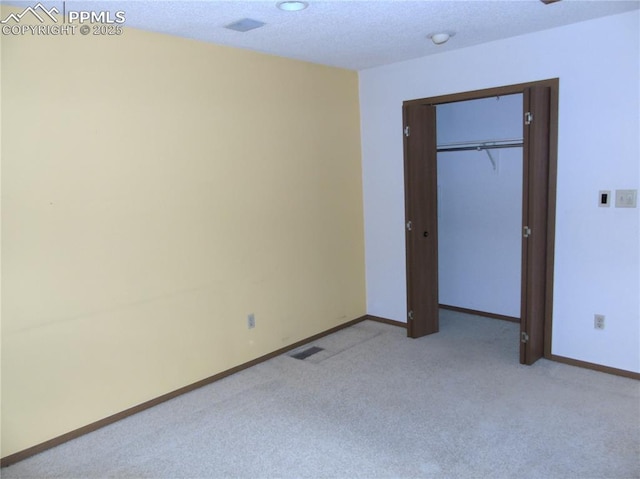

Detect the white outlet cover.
xmin=615 ymin=189 xmax=637 ymax=208
xmin=594 ymin=314 xmax=605 ymax=330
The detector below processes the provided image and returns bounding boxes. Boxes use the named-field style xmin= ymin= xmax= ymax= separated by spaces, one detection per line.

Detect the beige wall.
xmin=1 ymin=8 xmax=365 ymax=457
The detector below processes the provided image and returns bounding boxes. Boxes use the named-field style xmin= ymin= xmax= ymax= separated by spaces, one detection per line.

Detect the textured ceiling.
xmin=5 ymin=0 xmax=640 ymax=70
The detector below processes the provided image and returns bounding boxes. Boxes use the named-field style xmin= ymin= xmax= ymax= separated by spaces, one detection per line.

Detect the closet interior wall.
xmin=436 ymin=94 xmax=523 ymax=318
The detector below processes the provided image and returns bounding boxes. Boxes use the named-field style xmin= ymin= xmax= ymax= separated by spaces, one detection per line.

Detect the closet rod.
xmin=437 ymin=139 xmax=523 ymax=153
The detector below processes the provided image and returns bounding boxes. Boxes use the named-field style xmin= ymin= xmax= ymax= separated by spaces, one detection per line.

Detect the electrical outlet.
xmin=247 ymin=313 xmax=255 ymax=329
xmin=594 ymin=314 xmax=605 ymax=330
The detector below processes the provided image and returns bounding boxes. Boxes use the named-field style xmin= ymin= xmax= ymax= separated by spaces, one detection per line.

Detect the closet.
xmin=402 ymin=79 xmax=558 ymax=365
xmin=436 ymin=95 xmax=523 ymax=320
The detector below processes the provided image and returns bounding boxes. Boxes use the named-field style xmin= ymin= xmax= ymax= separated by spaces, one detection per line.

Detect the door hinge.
xmin=406 ymin=220 xmax=412 ymax=231
xmin=525 ymin=112 xmax=533 ymax=125
xmin=404 ymin=126 xmax=410 ymax=137
xmin=408 ymin=310 xmax=414 ymax=321
xmin=521 ymin=331 xmax=529 ymax=343
xmin=523 ymin=226 xmax=532 ymax=238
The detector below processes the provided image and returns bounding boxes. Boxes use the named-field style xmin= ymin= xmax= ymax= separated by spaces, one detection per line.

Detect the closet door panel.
xmin=403 ymin=103 xmax=439 ymax=338
xmin=520 ymin=86 xmax=551 ymax=365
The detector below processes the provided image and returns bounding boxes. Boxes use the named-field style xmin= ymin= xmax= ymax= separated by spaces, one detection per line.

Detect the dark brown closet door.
xmin=520 ymin=86 xmax=551 ymax=365
xmin=403 ymin=103 xmax=439 ymax=338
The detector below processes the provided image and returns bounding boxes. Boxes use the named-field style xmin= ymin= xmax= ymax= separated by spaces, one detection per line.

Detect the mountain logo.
xmin=1 ymin=3 xmax=59 ymax=24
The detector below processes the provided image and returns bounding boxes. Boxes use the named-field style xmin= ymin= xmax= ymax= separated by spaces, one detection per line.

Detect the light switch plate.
xmin=615 ymin=189 xmax=637 ymax=208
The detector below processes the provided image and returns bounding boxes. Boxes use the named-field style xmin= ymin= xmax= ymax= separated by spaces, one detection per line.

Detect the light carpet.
xmin=3 ymin=310 xmax=639 ymax=478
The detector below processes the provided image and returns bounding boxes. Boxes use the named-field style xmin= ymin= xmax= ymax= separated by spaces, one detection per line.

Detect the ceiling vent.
xmin=224 ymin=18 xmax=266 ymax=33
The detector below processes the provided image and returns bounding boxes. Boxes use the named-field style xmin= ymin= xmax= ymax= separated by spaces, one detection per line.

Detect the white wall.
xmin=437 ymin=95 xmax=522 ymax=317
xmin=360 ymin=11 xmax=640 ymax=373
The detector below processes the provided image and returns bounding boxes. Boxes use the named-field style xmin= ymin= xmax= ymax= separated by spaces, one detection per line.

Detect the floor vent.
xmin=290 ymin=346 xmax=324 ymax=360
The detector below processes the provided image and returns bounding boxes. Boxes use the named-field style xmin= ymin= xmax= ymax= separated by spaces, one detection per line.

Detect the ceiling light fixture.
xmin=277 ymin=1 xmax=308 ymax=12
xmin=429 ymin=32 xmax=454 ymax=45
